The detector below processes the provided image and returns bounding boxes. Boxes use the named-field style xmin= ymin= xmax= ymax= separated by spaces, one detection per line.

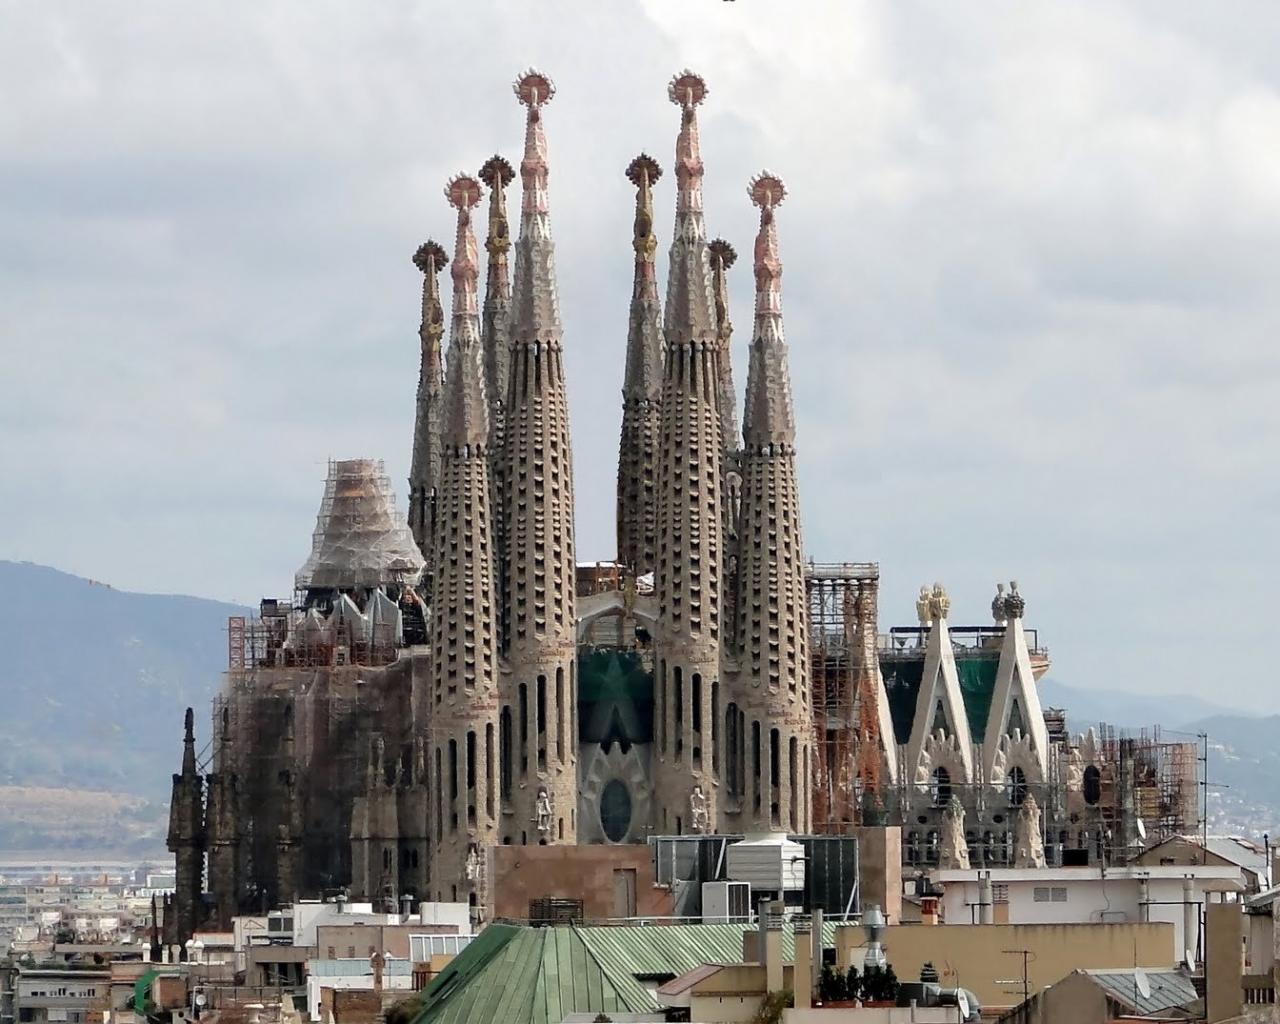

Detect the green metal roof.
xmin=413 ymin=921 xmax=838 ymax=1024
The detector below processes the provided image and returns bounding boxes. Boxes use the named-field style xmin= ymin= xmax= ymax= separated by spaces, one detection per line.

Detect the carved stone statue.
xmin=991 ymin=582 xmax=1007 ymax=626
xmin=939 ymin=795 xmax=970 ymax=870
xmin=464 ymin=843 xmax=480 ymax=882
xmin=929 ymin=583 xmax=951 ymax=623
xmin=1013 ymin=793 xmax=1046 ymax=868
xmin=915 ymin=585 xmax=933 ymax=626
xmin=689 ymin=785 xmax=709 ymax=833
xmin=534 ymin=787 xmax=553 ymax=835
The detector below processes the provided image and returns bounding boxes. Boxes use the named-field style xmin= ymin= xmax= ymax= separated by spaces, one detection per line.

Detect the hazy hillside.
xmin=1038 ymin=677 xmax=1250 ymax=734
xmin=1 ymin=560 xmax=1273 ymax=849
xmin=0 ymin=561 xmax=245 ymax=803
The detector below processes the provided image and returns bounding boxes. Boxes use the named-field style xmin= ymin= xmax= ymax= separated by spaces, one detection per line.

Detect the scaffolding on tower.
xmin=806 ymin=562 xmax=882 ymax=832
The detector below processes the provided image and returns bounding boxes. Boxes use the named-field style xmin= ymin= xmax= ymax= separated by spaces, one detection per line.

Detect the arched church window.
xmin=1083 ymin=765 xmax=1102 ymax=806
xmin=931 ymin=766 xmax=951 ymax=807
xmin=1008 ymin=766 xmax=1027 ymax=806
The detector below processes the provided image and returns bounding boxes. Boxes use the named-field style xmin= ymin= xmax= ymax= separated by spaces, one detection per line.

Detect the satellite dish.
xmin=1134 ymin=968 xmax=1151 ymax=1000
xmin=1136 ymin=818 xmax=1147 ymax=841
xmin=957 ymin=990 xmax=971 ymax=1019
xmin=1185 ymin=948 xmax=1196 ymax=969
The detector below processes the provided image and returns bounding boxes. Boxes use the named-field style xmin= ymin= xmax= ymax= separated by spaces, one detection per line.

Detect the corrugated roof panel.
xmin=416 ymin=919 xmax=839 ymax=1024
xmin=1084 ymin=969 xmax=1198 ymax=1015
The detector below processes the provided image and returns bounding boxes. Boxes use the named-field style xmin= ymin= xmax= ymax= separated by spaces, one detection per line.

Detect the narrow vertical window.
xmin=536 ymin=675 xmax=547 ymax=770
xmin=500 ymin=706 xmax=512 ymax=798
xmin=519 ymin=684 xmax=529 ymax=776
xmin=711 ymin=680 xmax=720 ymax=774
xmin=486 ymin=723 xmax=496 ymax=818
xmin=556 ymin=667 xmax=565 ymax=763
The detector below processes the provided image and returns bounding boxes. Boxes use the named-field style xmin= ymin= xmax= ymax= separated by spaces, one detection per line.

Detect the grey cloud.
xmin=0 ymin=0 xmax=1275 ymax=709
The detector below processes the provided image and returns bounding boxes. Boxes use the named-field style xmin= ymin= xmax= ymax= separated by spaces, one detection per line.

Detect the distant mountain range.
xmin=0 ymin=561 xmax=243 ymax=852
xmin=0 ymin=560 xmax=1273 ymax=848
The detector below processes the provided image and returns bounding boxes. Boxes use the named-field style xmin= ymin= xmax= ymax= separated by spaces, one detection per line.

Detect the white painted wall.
xmin=933 ymin=867 xmax=1243 ymax=964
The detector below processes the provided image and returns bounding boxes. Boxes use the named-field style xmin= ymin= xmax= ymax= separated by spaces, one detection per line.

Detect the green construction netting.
xmin=879 ymin=653 xmax=999 ymax=746
xmin=577 ymin=649 xmax=654 ymax=744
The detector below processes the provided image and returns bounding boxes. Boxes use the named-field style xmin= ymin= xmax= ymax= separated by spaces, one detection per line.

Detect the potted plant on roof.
xmin=860 ymin=964 xmax=901 ymax=1007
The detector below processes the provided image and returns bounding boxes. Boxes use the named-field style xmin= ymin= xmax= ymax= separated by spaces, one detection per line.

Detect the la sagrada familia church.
xmin=167 ymin=69 xmax=1196 ymax=942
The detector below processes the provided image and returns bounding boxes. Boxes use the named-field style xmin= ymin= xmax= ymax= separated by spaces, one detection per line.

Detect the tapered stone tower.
xmin=429 ymin=173 xmax=502 ymax=895
xmin=734 ymin=173 xmax=811 ymax=833
xmin=652 ymin=71 xmax=725 ymax=834
xmin=499 ymin=70 xmax=578 ymax=846
xmin=166 ymin=708 xmax=204 ymax=948
xmin=617 ymin=153 xmax=665 ymax=576
xmin=709 ymin=238 xmax=743 ymax=646
xmin=408 ymin=241 xmax=448 ymax=562
xmin=479 ymin=154 xmax=515 ymax=584
xmin=709 ymin=238 xmax=739 ymax=470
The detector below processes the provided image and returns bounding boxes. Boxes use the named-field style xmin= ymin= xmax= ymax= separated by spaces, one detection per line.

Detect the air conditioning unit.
xmin=702 ymin=881 xmax=751 ymax=924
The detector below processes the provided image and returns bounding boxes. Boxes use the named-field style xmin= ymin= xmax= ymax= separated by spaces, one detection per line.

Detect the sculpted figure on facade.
xmin=535 ymin=787 xmax=554 ymax=836
xmin=1013 ymin=792 xmax=1046 ymax=868
xmin=939 ymin=795 xmax=970 ymax=870
xmin=690 ymin=785 xmax=709 ymax=833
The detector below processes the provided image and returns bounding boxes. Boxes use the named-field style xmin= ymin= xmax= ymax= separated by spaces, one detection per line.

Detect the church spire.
xmin=428 ymin=170 xmax=500 ymax=896
xmin=499 ymin=68 xmax=578 ymax=847
xmin=408 ymin=240 xmax=448 ymax=559
xmin=734 ymin=173 xmax=811 ymax=832
xmin=617 ymin=153 xmax=664 ymax=575
xmin=741 ymin=173 xmax=796 ymax=447
xmin=441 ymin=175 xmax=488 ymax=449
xmin=664 ymin=70 xmax=716 ymax=345
xmin=478 ymin=155 xmax=514 ymax=451
xmin=651 ymin=71 xmax=725 ymax=834
xmin=708 ymin=238 xmax=739 ymax=450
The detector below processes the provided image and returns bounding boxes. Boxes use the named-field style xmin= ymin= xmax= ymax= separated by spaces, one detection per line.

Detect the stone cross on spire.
xmin=742 ymin=172 xmax=796 ymax=448
xmin=617 ymin=154 xmax=664 ymax=574
xmin=408 ymin=240 xmax=448 ymax=557
xmin=441 ymin=174 xmax=489 ymax=450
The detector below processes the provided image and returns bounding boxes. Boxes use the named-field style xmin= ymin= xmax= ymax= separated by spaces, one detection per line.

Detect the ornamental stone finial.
xmin=991 ymin=582 xmax=1008 ymax=626
xmin=916 ymin=585 xmax=933 ymax=625
xmin=669 ymin=70 xmax=708 ymax=217
xmin=478 ymin=155 xmax=514 ymax=257
xmin=929 ymin=582 xmax=951 ymax=622
xmin=412 ymin=240 xmax=449 ymax=276
xmin=626 ymin=154 xmax=662 ymax=264
xmin=1004 ymin=579 xmax=1026 ymax=620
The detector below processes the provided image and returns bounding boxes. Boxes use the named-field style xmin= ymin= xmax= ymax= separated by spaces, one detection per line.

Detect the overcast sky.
xmin=2 ymin=1 xmax=1276 ymax=710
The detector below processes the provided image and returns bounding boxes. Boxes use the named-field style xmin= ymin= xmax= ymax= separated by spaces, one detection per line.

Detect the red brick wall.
xmin=488 ymin=845 xmax=674 ymax=921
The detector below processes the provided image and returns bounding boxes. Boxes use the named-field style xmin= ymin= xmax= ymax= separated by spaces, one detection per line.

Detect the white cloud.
xmin=1 ymin=0 xmax=1275 ymax=709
